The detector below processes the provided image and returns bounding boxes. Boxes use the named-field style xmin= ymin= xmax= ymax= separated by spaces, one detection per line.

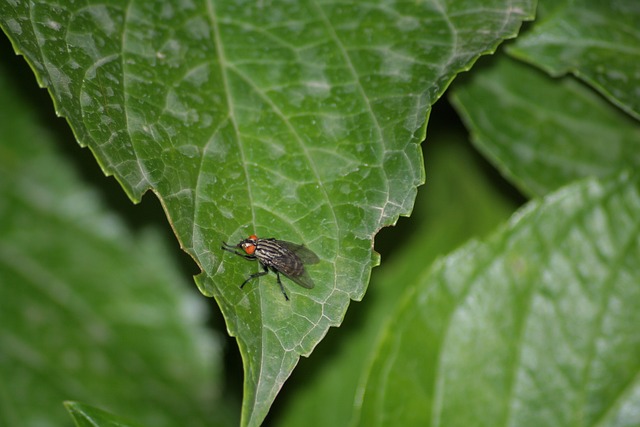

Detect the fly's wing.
xmin=268 ymin=240 xmax=318 ymax=289
xmin=284 ymin=269 xmax=315 ymax=289
xmin=274 ymin=240 xmax=320 ymax=265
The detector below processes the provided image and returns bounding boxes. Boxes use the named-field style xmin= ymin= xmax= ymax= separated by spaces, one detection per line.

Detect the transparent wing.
xmin=283 ymin=268 xmax=315 ymax=289
xmin=273 ymin=240 xmax=320 ymax=265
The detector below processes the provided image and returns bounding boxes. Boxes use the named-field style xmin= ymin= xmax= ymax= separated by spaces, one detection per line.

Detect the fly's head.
xmin=240 ymin=234 xmax=258 ymax=255
xmin=222 ymin=234 xmax=258 ymax=257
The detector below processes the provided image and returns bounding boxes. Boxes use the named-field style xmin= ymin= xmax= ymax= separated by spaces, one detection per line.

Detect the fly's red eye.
xmin=242 ymin=242 xmax=256 ymax=255
xmin=248 ymin=234 xmax=258 ymax=240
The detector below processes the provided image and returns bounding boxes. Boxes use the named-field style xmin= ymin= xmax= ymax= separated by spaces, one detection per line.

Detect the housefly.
xmin=221 ymin=234 xmax=319 ymax=300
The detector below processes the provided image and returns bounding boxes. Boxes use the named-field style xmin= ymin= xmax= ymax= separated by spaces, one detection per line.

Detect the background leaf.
xmin=1 ymin=1 xmax=535 ymax=425
xmin=355 ymin=172 xmax=640 ymax=426
xmin=65 ymin=402 xmax=144 ymax=427
xmin=0 ymin=54 xmax=230 ymax=427
xmin=450 ymin=56 xmax=640 ymax=197
xmin=508 ymin=0 xmax=640 ymax=120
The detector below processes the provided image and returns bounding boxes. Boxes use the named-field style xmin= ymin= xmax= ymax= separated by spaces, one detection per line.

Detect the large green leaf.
xmin=355 ymin=171 xmax=640 ymax=426
xmin=0 ymin=1 xmax=535 ymax=424
xmin=0 ymin=57 xmax=227 ymax=426
xmin=450 ymin=56 xmax=640 ymax=197
xmin=509 ymin=0 xmax=640 ymax=120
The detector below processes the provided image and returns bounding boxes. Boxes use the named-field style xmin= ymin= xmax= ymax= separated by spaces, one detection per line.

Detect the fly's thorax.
xmin=255 ymin=239 xmax=305 ymax=276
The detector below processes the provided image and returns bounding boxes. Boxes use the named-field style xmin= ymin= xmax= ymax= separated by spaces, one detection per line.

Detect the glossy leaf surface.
xmin=451 ymin=56 xmax=640 ymax=197
xmin=510 ymin=0 xmax=640 ymax=119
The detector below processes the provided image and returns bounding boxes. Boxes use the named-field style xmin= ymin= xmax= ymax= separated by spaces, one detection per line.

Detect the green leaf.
xmin=355 ymin=171 xmax=640 ymax=426
xmin=450 ymin=56 xmax=640 ymax=197
xmin=65 ymin=402 xmax=144 ymax=427
xmin=508 ymin=0 xmax=640 ymax=120
xmin=0 ymin=59 xmax=228 ymax=426
xmin=1 ymin=1 xmax=535 ymax=424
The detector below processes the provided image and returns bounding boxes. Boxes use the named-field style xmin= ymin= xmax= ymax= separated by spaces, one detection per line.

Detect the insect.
xmin=221 ymin=234 xmax=320 ymax=301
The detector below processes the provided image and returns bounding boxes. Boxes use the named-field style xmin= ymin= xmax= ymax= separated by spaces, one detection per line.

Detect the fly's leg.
xmin=274 ymin=270 xmax=290 ymax=301
xmin=240 ymin=264 xmax=269 ymax=289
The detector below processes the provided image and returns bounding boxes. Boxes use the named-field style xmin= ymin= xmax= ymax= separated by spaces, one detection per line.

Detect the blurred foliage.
xmin=1 ymin=0 xmax=639 ymax=426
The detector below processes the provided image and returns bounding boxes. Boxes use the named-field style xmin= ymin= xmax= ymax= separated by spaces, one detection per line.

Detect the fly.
xmin=221 ymin=234 xmax=319 ymax=301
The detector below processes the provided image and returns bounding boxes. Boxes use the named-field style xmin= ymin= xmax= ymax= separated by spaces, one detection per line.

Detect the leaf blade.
xmin=509 ymin=0 xmax=640 ymax=120
xmin=451 ymin=56 xmax=640 ymax=197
